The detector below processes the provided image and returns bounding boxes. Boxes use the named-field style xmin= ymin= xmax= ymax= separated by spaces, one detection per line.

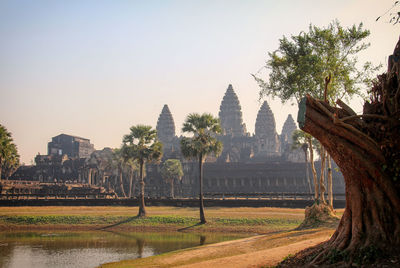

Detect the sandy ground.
xmin=102 ymin=229 xmax=334 ymax=268
xmin=175 ymin=236 xmax=329 ymax=268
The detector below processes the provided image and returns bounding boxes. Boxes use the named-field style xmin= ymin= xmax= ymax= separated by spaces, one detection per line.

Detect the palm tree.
xmin=160 ymin=159 xmax=183 ymax=198
xmin=0 ymin=124 xmax=19 ymax=181
xmin=180 ymin=113 xmax=223 ymax=224
xmin=122 ymin=125 xmax=163 ymax=217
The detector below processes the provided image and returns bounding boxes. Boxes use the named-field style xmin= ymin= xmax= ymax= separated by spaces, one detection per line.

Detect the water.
xmin=0 ymin=231 xmax=244 ymax=268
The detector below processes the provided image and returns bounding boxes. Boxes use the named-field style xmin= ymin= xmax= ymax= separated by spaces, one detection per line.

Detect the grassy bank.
xmin=0 ymin=206 xmax=313 ymax=233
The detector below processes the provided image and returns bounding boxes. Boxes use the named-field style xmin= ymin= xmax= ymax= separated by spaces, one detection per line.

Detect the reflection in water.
xmin=0 ymin=231 xmax=244 ymax=268
xmin=200 ymin=235 xmax=206 ymax=245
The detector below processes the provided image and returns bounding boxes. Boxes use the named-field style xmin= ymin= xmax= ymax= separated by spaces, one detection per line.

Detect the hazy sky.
xmin=0 ymin=0 xmax=398 ymax=164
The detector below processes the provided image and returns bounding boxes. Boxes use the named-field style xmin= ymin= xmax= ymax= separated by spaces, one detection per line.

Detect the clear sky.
xmin=0 ymin=0 xmax=398 ymax=164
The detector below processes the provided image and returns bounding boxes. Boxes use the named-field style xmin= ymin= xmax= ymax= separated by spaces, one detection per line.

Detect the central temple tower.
xmin=254 ymin=101 xmax=280 ymax=157
xmin=218 ymin=84 xmax=247 ymax=137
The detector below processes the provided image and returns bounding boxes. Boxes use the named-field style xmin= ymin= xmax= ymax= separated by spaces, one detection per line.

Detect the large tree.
xmin=160 ymin=159 xmax=183 ymax=198
xmin=254 ymin=21 xmax=379 ymax=204
xmin=289 ymin=38 xmax=400 ymax=264
xmin=180 ymin=113 xmax=223 ymax=224
xmin=0 ymin=124 xmax=20 ymax=181
xmin=122 ymin=125 xmax=163 ymax=217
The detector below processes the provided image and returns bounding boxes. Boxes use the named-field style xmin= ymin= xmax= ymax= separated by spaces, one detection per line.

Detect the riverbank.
xmin=0 ymin=206 xmax=342 ymax=267
xmin=0 ymin=206 xmax=322 ymax=234
xmin=100 ymin=228 xmax=335 ymax=268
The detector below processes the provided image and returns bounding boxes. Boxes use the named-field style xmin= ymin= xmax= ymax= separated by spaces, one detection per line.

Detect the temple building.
xmin=254 ymin=101 xmax=280 ymax=158
xmin=47 ymin=134 xmax=95 ymax=159
xmin=10 ymin=83 xmax=344 ymax=198
xmin=157 ymin=84 xmax=303 ymax=163
xmin=156 ymin=104 xmax=181 ymax=160
xmin=218 ymin=84 xmax=247 ymax=137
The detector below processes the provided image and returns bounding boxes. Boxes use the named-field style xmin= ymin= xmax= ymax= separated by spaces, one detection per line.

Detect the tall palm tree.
xmin=0 ymin=124 xmax=19 ymax=181
xmin=122 ymin=125 xmax=163 ymax=217
xmin=180 ymin=113 xmax=223 ymax=224
xmin=160 ymin=159 xmax=183 ymax=198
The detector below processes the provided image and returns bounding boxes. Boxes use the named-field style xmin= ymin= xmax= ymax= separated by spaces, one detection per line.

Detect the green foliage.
xmin=291 ymin=130 xmax=311 ymax=151
xmin=121 ymin=125 xmax=163 ymax=178
xmin=180 ymin=113 xmax=223 ymax=161
xmin=0 ymin=124 xmax=20 ymax=180
xmin=161 ymin=159 xmax=183 ymax=182
xmin=254 ymin=20 xmax=380 ymax=105
xmin=283 ymin=254 xmax=294 ymax=261
xmin=122 ymin=125 xmax=163 ymax=166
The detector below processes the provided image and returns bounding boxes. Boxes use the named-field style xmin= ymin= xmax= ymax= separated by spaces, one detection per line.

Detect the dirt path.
xmin=176 ymin=235 xmax=329 ymax=268
xmin=101 ymin=228 xmax=334 ymax=268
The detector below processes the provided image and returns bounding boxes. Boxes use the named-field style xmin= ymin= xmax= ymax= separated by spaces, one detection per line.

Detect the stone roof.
xmin=218 ymin=84 xmax=246 ymax=137
xmin=156 ymin=104 xmax=176 ymax=143
xmin=281 ymin=114 xmax=297 ymax=143
xmin=255 ymin=101 xmax=277 ymax=137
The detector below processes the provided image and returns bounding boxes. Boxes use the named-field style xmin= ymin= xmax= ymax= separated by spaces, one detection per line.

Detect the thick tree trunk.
xmin=199 ymin=153 xmax=206 ymax=224
xmin=138 ymin=160 xmax=146 ymax=217
xmin=298 ymin=95 xmax=400 ymax=264
xmin=307 ymin=137 xmax=319 ymax=201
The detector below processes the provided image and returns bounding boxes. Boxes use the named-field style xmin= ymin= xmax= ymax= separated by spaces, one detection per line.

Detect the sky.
xmin=0 ymin=0 xmax=398 ymax=164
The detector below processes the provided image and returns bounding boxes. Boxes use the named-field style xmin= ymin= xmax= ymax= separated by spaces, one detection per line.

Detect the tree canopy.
xmin=254 ymin=21 xmax=380 ymax=105
xmin=161 ymin=159 xmax=183 ymax=198
xmin=180 ymin=113 xmax=223 ymax=161
xmin=0 ymin=124 xmax=20 ymax=180
xmin=161 ymin=159 xmax=183 ymax=182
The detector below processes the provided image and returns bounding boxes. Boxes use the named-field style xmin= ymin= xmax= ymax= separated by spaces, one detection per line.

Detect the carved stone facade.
xmin=156 ymin=104 xmax=181 ymax=159
xmin=219 ymin=84 xmax=247 ymax=137
xmin=254 ymin=101 xmax=280 ymax=158
xmin=157 ymin=84 xmax=303 ymax=163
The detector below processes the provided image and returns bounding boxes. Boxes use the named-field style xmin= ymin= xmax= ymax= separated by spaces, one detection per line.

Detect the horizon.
xmin=1 ymin=0 xmax=398 ymax=164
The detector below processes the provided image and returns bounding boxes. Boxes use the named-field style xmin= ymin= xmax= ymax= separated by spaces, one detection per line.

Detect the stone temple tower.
xmin=218 ymin=84 xmax=247 ymax=137
xmin=254 ymin=101 xmax=280 ymax=157
xmin=281 ymin=114 xmax=297 ymax=146
xmin=156 ymin=104 xmax=176 ymax=149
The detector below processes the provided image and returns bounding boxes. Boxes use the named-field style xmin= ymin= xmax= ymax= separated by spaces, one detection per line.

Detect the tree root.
xmin=296 ymin=202 xmax=339 ymax=230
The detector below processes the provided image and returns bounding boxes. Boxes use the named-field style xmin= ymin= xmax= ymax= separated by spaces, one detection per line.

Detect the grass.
xmin=0 ymin=206 xmax=319 ymax=233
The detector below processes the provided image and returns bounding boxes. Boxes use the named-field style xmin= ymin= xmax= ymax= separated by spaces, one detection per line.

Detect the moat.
xmin=0 ymin=231 xmax=245 ymax=268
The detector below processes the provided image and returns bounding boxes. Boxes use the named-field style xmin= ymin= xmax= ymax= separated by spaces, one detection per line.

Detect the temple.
xmin=9 ymin=84 xmax=344 ymax=198
xmin=159 ymin=84 xmax=303 ymax=163
xmin=219 ymin=84 xmax=247 ymax=137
